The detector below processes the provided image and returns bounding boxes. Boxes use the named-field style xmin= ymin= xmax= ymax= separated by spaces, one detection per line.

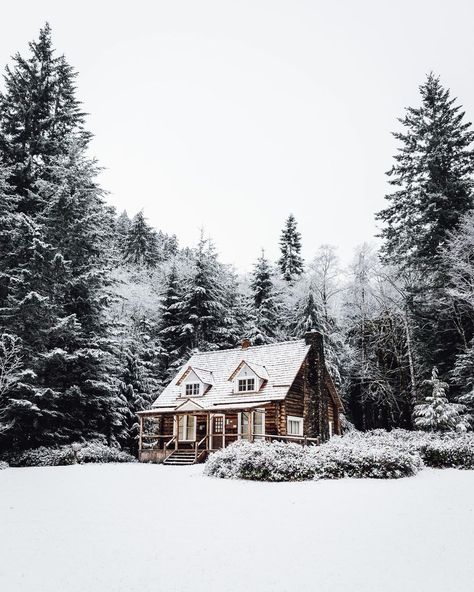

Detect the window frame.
xmin=287 ymin=415 xmax=304 ymax=437
xmin=237 ymin=377 xmax=256 ymax=393
xmin=176 ymin=415 xmax=197 ymax=441
xmin=184 ymin=382 xmax=201 ymax=397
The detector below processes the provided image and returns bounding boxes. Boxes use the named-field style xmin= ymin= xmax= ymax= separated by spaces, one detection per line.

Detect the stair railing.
xmin=164 ymin=435 xmax=177 ymax=462
xmin=195 ymin=435 xmax=208 ymax=463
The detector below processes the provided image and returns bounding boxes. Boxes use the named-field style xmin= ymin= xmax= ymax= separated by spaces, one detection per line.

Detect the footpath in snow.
xmin=1 ymin=464 xmax=473 ymax=592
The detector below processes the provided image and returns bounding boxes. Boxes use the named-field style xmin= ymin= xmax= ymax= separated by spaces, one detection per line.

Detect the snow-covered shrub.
xmin=310 ymin=435 xmax=424 ymax=479
xmin=422 ymin=436 xmax=474 ymax=469
xmin=205 ymin=440 xmax=317 ymax=481
xmin=0 ymin=460 xmax=9 ymax=470
xmin=8 ymin=441 xmax=136 ymax=467
xmin=205 ymin=436 xmax=424 ymax=481
xmin=77 ymin=440 xmax=136 ymax=464
xmin=10 ymin=445 xmax=76 ymax=467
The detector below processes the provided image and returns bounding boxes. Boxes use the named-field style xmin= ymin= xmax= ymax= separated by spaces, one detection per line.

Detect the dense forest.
xmin=1 ymin=25 xmax=473 ymax=456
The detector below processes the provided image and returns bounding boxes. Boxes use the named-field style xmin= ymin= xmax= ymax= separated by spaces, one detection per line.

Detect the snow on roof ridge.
xmin=189 ymin=338 xmax=307 ymax=357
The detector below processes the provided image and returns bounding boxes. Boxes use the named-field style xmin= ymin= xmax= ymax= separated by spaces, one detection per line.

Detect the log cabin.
xmin=137 ymin=331 xmax=344 ymax=465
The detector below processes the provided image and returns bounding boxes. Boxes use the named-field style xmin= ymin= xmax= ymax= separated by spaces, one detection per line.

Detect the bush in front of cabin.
xmin=422 ymin=436 xmax=474 ymax=469
xmin=204 ymin=440 xmax=317 ymax=481
xmin=0 ymin=460 xmax=9 ymax=470
xmin=205 ymin=436 xmax=424 ymax=481
xmin=77 ymin=440 xmax=136 ymax=464
xmin=310 ymin=437 xmax=424 ymax=479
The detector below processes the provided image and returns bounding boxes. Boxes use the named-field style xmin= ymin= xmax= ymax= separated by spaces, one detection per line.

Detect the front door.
xmin=211 ymin=414 xmax=224 ymax=449
xmin=239 ymin=412 xmax=251 ymax=441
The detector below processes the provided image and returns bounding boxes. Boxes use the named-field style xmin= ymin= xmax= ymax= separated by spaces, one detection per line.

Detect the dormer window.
xmin=238 ymin=378 xmax=255 ymax=392
xmin=185 ymin=383 xmax=201 ymax=397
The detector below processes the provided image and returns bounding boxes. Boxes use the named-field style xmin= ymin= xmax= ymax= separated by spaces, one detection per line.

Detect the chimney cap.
xmin=305 ymin=330 xmax=323 ymax=346
xmin=241 ymin=338 xmax=251 ymax=349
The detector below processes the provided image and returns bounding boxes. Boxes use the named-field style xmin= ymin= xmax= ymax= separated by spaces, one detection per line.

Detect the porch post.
xmin=207 ymin=412 xmax=211 ymax=451
xmin=138 ymin=415 xmax=143 ymax=458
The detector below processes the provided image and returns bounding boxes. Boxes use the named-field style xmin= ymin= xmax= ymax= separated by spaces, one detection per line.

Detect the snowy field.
xmin=1 ymin=465 xmax=473 ymax=592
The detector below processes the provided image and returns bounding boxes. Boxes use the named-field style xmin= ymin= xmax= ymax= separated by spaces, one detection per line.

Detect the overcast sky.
xmin=2 ymin=1 xmax=474 ymax=270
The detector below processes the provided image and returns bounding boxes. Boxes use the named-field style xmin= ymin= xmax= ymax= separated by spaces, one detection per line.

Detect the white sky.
xmin=2 ymin=1 xmax=474 ymax=271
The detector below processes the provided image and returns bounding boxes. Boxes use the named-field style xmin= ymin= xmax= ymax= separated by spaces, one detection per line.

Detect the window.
xmin=328 ymin=421 xmax=334 ymax=438
xmin=253 ymin=410 xmax=265 ymax=439
xmin=238 ymin=411 xmax=265 ymax=440
xmin=213 ymin=416 xmax=224 ymax=434
xmin=287 ymin=416 xmax=303 ymax=436
xmin=238 ymin=378 xmax=255 ymax=392
xmin=185 ymin=383 xmax=200 ymax=397
xmin=177 ymin=415 xmax=196 ymax=441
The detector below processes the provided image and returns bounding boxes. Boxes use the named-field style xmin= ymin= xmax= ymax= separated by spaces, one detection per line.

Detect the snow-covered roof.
xmin=228 ymin=360 xmax=270 ymax=382
xmin=176 ymin=366 xmax=214 ymax=386
xmin=151 ymin=339 xmax=311 ymax=411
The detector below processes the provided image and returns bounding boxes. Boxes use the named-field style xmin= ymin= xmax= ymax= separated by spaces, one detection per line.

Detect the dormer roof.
xmin=176 ymin=366 xmax=214 ymax=386
xmin=228 ymin=360 xmax=269 ymax=382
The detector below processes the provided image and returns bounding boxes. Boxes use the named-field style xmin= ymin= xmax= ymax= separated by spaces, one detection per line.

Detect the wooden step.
xmin=163 ymin=450 xmax=197 ymax=466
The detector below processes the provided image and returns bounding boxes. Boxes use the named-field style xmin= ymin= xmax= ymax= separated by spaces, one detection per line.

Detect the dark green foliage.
xmin=250 ymin=251 xmax=280 ymax=343
xmin=377 ymin=73 xmax=474 ymax=271
xmin=181 ymin=235 xmax=225 ymax=351
xmin=278 ymin=214 xmax=304 ymax=281
xmin=0 ymin=23 xmax=90 ymax=213
xmin=123 ymin=210 xmax=159 ymax=267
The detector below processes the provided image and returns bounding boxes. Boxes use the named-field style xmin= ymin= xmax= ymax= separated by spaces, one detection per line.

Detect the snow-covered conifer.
xmin=278 ymin=214 xmax=304 ymax=282
xmin=414 ymin=367 xmax=470 ymax=432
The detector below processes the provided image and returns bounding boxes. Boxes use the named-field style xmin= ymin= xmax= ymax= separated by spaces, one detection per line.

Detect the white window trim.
xmin=235 ymin=377 xmax=257 ymax=394
xmin=184 ymin=382 xmax=201 ymax=397
xmin=238 ymin=410 xmax=265 ymax=439
xmin=176 ymin=415 xmax=197 ymax=441
xmin=287 ymin=416 xmax=304 ymax=437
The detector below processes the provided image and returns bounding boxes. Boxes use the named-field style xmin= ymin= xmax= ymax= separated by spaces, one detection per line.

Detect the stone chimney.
xmin=241 ymin=338 xmax=251 ymax=350
xmin=305 ymin=330 xmax=323 ymax=349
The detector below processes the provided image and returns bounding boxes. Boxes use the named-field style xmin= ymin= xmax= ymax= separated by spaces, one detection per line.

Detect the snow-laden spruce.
xmin=413 ymin=367 xmax=471 ymax=432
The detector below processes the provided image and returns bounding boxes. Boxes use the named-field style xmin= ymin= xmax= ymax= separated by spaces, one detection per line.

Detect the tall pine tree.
xmin=278 ymin=214 xmax=303 ymax=282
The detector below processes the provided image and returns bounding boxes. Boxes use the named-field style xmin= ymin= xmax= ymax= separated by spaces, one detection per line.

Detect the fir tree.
xmin=159 ymin=264 xmax=187 ymax=375
xmin=181 ymin=235 xmax=225 ymax=350
xmin=0 ymin=23 xmax=89 ymax=214
xmin=250 ymin=251 xmax=280 ymax=343
xmin=291 ymin=287 xmax=322 ymax=335
xmin=278 ymin=214 xmax=303 ymax=281
xmin=413 ymin=367 xmax=470 ymax=431
xmin=123 ymin=210 xmax=158 ymax=267
xmin=377 ymin=73 xmax=474 ymax=271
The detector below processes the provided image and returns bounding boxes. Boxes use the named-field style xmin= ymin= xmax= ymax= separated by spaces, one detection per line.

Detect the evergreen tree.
xmin=291 ymin=286 xmax=322 ymax=335
xmin=0 ymin=23 xmax=89 ymax=214
xmin=376 ymin=74 xmax=474 ymax=379
xmin=0 ymin=26 xmax=125 ymax=453
xmin=250 ymin=251 xmax=280 ymax=343
xmin=452 ymin=339 xmax=474 ymax=415
xmin=123 ymin=210 xmax=158 ymax=267
xmin=377 ymin=73 xmax=474 ymax=271
xmin=181 ymin=235 xmax=224 ymax=350
xmin=278 ymin=214 xmax=303 ymax=281
xmin=414 ymin=367 xmax=470 ymax=431
xmin=159 ymin=264 xmax=187 ymax=375
xmin=114 ymin=210 xmax=131 ymax=260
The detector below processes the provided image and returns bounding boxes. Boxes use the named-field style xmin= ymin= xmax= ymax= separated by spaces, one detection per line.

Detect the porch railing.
xmin=139 ymin=431 xmax=320 ymax=454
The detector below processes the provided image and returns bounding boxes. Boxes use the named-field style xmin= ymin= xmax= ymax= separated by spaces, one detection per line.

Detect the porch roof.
xmin=137 ymin=400 xmax=272 ymax=415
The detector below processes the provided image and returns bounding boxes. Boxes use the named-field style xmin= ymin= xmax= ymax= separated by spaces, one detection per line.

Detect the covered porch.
xmin=137 ymin=403 xmax=320 ymax=464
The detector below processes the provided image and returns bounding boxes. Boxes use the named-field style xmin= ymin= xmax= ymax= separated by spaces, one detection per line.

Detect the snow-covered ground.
xmin=1 ymin=465 xmax=473 ymax=592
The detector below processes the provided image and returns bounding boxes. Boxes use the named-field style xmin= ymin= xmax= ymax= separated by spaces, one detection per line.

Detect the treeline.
xmin=0 ymin=26 xmax=473 ymax=457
